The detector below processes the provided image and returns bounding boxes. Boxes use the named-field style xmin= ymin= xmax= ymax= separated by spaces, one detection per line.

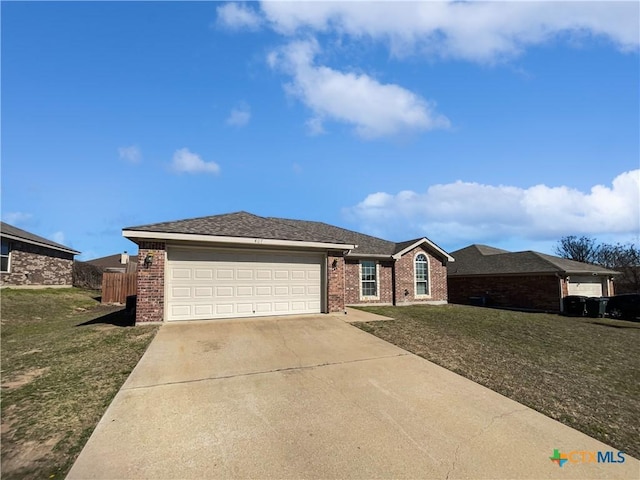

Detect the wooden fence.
xmin=102 ymin=272 xmax=137 ymax=304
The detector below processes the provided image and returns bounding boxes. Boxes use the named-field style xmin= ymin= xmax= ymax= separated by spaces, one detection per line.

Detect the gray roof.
xmin=125 ymin=211 xmax=450 ymax=259
xmin=448 ymin=244 xmax=620 ymax=276
xmin=85 ymin=253 xmax=138 ymax=269
xmin=0 ymin=222 xmax=80 ymax=255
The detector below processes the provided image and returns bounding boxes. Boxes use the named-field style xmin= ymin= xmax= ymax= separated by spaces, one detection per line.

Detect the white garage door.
xmin=166 ymin=248 xmax=323 ymax=321
xmin=567 ymin=276 xmax=603 ymax=297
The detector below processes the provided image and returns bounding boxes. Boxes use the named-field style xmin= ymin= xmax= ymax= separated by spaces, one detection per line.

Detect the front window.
xmin=1 ymin=239 xmax=11 ymax=273
xmin=360 ymin=260 xmax=378 ymax=298
xmin=415 ymin=253 xmax=429 ymax=296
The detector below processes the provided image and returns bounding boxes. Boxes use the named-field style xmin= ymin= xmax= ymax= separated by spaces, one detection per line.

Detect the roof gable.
xmin=0 ymin=222 xmax=80 ymax=255
xmin=392 ymin=237 xmax=454 ymax=262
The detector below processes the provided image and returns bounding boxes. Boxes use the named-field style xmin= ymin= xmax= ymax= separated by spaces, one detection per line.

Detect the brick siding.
xmin=326 ymin=252 xmax=346 ymax=312
xmin=344 ymin=259 xmax=394 ymax=305
xmin=136 ymin=241 xmax=166 ymax=322
xmin=448 ymin=274 xmax=562 ymax=312
xmin=0 ymin=241 xmax=74 ymax=286
xmin=394 ymin=247 xmax=448 ymax=304
xmin=345 ymin=247 xmax=448 ymax=306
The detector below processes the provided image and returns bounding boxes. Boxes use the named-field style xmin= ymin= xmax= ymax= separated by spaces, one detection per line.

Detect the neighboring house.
xmin=85 ymin=252 xmax=138 ymax=274
xmin=122 ymin=211 xmax=454 ymax=323
xmin=0 ymin=222 xmax=80 ymax=287
xmin=447 ymin=244 xmax=620 ymax=313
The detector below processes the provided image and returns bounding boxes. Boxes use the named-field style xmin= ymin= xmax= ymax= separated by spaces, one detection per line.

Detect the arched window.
xmin=415 ymin=254 xmax=429 ymax=296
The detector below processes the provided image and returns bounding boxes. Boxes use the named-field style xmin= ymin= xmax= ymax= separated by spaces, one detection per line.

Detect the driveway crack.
xmin=124 ymin=352 xmax=410 ymax=390
xmin=444 ymin=407 xmax=529 ymax=479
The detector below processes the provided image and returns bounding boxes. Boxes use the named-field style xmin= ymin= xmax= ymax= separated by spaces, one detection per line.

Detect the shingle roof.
xmin=0 ymin=222 xmax=80 ymax=255
xmin=125 ymin=211 xmax=450 ymax=258
xmin=448 ymin=244 xmax=619 ymax=276
xmin=85 ymin=253 xmax=138 ymax=269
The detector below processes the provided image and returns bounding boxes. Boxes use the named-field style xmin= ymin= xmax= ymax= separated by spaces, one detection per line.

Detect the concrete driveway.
xmin=68 ymin=314 xmax=638 ymax=479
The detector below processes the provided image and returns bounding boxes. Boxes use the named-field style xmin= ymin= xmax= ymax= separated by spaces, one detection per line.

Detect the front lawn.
xmin=1 ymin=288 xmax=159 ymax=479
xmin=354 ymin=304 xmax=640 ymax=459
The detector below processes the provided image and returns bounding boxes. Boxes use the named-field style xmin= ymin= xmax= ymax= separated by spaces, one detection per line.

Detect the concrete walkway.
xmin=68 ymin=314 xmax=638 ymax=479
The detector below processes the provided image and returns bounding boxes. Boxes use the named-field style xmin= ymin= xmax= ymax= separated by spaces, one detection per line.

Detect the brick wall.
xmin=136 ymin=241 xmax=166 ymax=322
xmin=326 ymin=252 xmax=345 ymax=312
xmin=394 ymin=247 xmax=448 ymax=304
xmin=344 ymin=259 xmax=394 ymax=305
xmin=344 ymin=247 xmax=448 ymax=306
xmin=448 ymin=274 xmax=562 ymax=312
xmin=0 ymin=241 xmax=74 ymax=286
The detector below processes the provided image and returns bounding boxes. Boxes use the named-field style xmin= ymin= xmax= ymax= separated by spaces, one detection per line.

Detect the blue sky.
xmin=2 ymin=1 xmax=639 ymax=260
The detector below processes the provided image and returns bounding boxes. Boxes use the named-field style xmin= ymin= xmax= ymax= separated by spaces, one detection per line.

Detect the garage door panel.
xmin=568 ymin=276 xmax=603 ymax=297
xmin=172 ymin=269 xmax=191 ymax=280
xmin=255 ymin=303 xmax=272 ymax=313
xmin=216 ymin=286 xmax=234 ymax=297
xmin=195 ymin=269 xmax=213 ymax=279
xmin=256 ymin=286 xmax=272 ymax=296
xmin=216 ymin=304 xmax=234 ymax=315
xmin=194 ymin=305 xmax=213 ymax=315
xmin=274 ymin=286 xmax=289 ymax=295
xmin=171 ymin=305 xmax=191 ymax=317
xmin=237 ymin=286 xmax=253 ymax=296
xmin=216 ymin=269 xmax=234 ymax=280
xmin=166 ymin=248 xmax=323 ymax=321
xmin=194 ymin=287 xmax=213 ymax=297
xmin=256 ymin=270 xmax=272 ymax=280
xmin=172 ymin=287 xmax=191 ymax=298
xmin=237 ymin=270 xmax=253 ymax=280
xmin=236 ymin=303 xmax=253 ymax=314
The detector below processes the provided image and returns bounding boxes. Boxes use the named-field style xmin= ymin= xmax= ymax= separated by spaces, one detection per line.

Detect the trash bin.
xmin=469 ymin=296 xmax=488 ymax=307
xmin=586 ymin=297 xmax=609 ymax=318
xmin=563 ymin=295 xmax=588 ymax=316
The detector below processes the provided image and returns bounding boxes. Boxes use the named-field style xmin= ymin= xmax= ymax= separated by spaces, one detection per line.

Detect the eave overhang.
xmin=122 ymin=230 xmax=356 ymax=251
xmin=1 ymin=233 xmax=80 ymax=255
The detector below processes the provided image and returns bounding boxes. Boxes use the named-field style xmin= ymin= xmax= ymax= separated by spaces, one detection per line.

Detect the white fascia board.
xmin=346 ymin=253 xmax=392 ymax=259
xmin=1 ymin=233 xmax=80 ymax=255
xmin=392 ymin=238 xmax=454 ymax=262
xmin=122 ymin=230 xmax=356 ymax=251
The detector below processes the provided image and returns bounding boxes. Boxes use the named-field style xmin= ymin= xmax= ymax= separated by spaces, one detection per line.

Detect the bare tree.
xmin=554 ymin=235 xmax=599 ymax=264
xmin=556 ymin=236 xmax=640 ymax=293
xmin=597 ymin=243 xmax=640 ymax=294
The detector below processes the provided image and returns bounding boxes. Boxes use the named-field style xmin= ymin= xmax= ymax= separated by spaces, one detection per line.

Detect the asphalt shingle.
xmin=448 ymin=244 xmax=619 ymax=276
xmin=1 ymin=222 xmax=80 ymax=254
xmin=125 ymin=211 xmax=446 ymax=257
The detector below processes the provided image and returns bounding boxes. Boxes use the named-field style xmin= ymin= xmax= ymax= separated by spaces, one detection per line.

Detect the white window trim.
xmin=1 ymin=239 xmax=12 ymax=274
xmin=414 ymin=252 xmax=430 ymax=298
xmin=359 ymin=260 xmax=380 ymax=300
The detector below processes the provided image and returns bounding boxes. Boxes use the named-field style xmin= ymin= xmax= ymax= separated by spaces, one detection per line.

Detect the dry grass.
xmin=1 ymin=288 xmax=159 ymax=479
xmin=354 ymin=304 xmax=640 ymax=459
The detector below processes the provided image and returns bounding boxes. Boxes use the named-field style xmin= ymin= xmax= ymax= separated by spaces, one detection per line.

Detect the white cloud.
xmin=269 ymin=39 xmax=450 ymax=138
xmin=2 ymin=212 xmax=33 ymax=226
xmin=118 ymin=145 xmax=142 ymax=163
xmin=259 ymin=2 xmax=639 ymax=62
xmin=345 ymin=170 xmax=640 ymax=245
xmin=171 ymin=148 xmax=220 ymax=175
xmin=51 ymin=231 xmax=65 ymax=245
xmin=226 ymin=103 xmax=251 ymax=127
xmin=216 ymin=2 xmax=262 ymax=30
